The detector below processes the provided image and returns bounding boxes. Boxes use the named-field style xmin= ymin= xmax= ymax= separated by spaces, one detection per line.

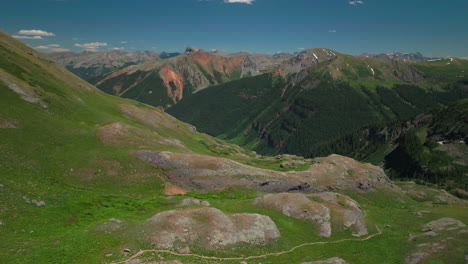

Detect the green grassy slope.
xmin=0 ymin=30 xmax=274 ymax=263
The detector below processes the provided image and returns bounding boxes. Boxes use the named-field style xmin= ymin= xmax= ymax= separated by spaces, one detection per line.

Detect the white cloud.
xmin=298 ymin=47 xmax=305 ymax=50
xmin=224 ymin=0 xmax=255 ymax=4
xmin=74 ymin=42 xmax=108 ymax=51
xmin=34 ymin=46 xmax=50 ymax=50
xmin=120 ymin=41 xmax=127 ymax=44
xmin=47 ymin=44 xmax=60 ymax=47
xmin=13 ymin=35 xmax=43 ymax=39
xmin=111 ymin=47 xmax=125 ymax=51
xmin=349 ymin=1 xmax=364 ymax=5
xmin=72 ymin=38 xmax=80 ymax=40
xmin=329 ymin=29 xmax=337 ymax=33
xmin=18 ymin=29 xmax=55 ymax=36
xmin=50 ymin=48 xmax=71 ymax=52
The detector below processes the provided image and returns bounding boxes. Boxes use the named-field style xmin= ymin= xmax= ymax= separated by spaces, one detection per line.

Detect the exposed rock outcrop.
xmin=140 ymin=207 xmax=280 ymax=251
xmin=310 ymin=192 xmax=368 ymax=237
xmin=421 ymin=218 xmax=466 ymax=232
xmin=253 ymin=192 xmax=368 ymax=237
xmin=406 ymin=217 xmax=467 ymax=264
xmin=95 ymin=218 xmax=127 ymax=234
xmin=302 ymin=257 xmax=349 ymax=264
xmin=133 ymin=151 xmax=392 ymax=193
xmin=253 ymin=193 xmax=331 ymax=237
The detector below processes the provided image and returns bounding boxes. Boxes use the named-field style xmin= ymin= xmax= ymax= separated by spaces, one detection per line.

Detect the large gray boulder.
xmin=140 ymin=207 xmax=280 ymax=251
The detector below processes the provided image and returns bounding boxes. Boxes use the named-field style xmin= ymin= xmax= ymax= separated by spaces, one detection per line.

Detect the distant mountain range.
xmin=360 ymin=52 xmax=438 ymax=62
xmin=83 ymin=47 xmax=292 ymax=107
xmin=49 ymin=50 xmax=178 ymax=80
xmin=168 ymin=48 xmax=468 ymax=163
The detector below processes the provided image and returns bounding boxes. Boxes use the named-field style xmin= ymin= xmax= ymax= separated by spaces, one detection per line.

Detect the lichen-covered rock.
xmin=140 ymin=207 xmax=279 ymax=250
xmin=253 ymin=192 xmax=368 ymax=237
xmin=178 ymin=197 xmax=210 ymax=207
xmin=421 ymin=218 xmax=466 ymax=232
xmin=309 ymin=192 xmax=368 ymax=237
xmin=302 ymin=257 xmax=349 ymax=264
xmin=405 ymin=217 xmax=467 ymax=264
xmin=133 ymin=151 xmax=393 ymax=193
xmin=253 ymin=193 xmax=331 ymax=237
xmin=95 ymin=218 xmax=127 ymax=233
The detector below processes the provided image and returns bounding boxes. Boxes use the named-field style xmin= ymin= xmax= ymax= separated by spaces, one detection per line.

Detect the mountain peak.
xmin=185 ymin=46 xmax=201 ymax=55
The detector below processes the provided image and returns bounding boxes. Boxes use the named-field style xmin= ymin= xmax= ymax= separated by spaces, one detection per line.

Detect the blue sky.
xmin=1 ymin=0 xmax=467 ymax=57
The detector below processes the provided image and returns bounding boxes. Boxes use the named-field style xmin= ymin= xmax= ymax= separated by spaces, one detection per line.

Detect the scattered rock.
xmin=178 ymin=197 xmax=210 ymax=207
xmin=31 ymin=200 xmax=46 ymax=207
xmin=179 ymin=197 xmax=201 ymax=207
xmin=177 ymin=246 xmax=190 ymax=254
xmin=127 ymin=260 xmax=183 ymax=264
xmin=253 ymin=193 xmax=331 ymax=237
xmin=187 ymin=125 xmax=197 ymax=134
xmin=280 ymin=160 xmax=306 ymax=169
xmin=158 ymin=138 xmax=192 ymax=153
xmin=434 ymin=191 xmax=464 ymax=204
xmin=421 ymin=218 xmax=466 ymax=232
xmin=408 ymin=231 xmax=438 ymax=242
xmin=105 ymin=253 xmax=113 ymax=257
xmin=95 ymin=218 xmax=127 ymax=233
xmin=140 ymin=207 xmax=280 ymax=249
xmin=0 ymin=184 xmax=4 ymax=188
xmin=0 ymin=120 xmax=17 ymax=128
xmin=302 ymin=257 xmax=349 ymax=264
xmin=416 ymin=210 xmax=431 ymax=216
xmin=406 ymin=217 xmax=467 ymax=263
xmin=123 ymin=248 xmax=131 ymax=253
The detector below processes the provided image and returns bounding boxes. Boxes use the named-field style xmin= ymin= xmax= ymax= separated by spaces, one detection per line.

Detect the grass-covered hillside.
xmin=1 ymin=30 xmax=467 ymax=264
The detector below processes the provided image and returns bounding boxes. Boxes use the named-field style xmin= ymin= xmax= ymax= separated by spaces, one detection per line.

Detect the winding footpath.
xmin=112 ymin=225 xmax=382 ymax=263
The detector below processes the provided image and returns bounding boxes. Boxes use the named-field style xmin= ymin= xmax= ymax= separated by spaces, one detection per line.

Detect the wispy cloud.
xmin=120 ymin=41 xmax=127 ymax=44
xmin=34 ymin=46 xmax=50 ymax=50
xmin=329 ymin=29 xmax=337 ymax=33
xmin=13 ymin=35 xmax=43 ymax=39
xmin=50 ymin=48 xmax=71 ymax=52
xmin=224 ymin=0 xmax=255 ymax=4
xmin=18 ymin=29 xmax=55 ymax=36
xmin=111 ymin=47 xmax=125 ymax=51
xmin=74 ymin=42 xmax=108 ymax=51
xmin=349 ymin=1 xmax=364 ymax=5
xmin=33 ymin=44 xmax=70 ymax=53
xmin=298 ymin=47 xmax=305 ymax=50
